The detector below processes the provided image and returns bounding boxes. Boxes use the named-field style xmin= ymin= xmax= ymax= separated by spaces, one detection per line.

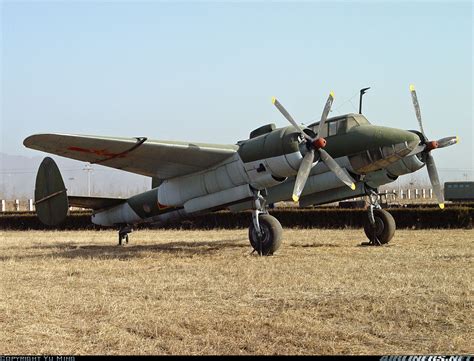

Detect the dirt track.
xmin=0 ymin=229 xmax=472 ymax=355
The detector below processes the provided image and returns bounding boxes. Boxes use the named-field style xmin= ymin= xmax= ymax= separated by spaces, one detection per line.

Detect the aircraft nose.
xmin=373 ymin=126 xmax=420 ymax=151
xmin=394 ymin=129 xmax=420 ymax=150
xmin=347 ymin=125 xmax=423 ymax=174
xmin=348 ymin=125 xmax=422 ymax=153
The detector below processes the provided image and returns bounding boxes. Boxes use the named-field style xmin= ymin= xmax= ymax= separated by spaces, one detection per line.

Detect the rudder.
xmin=35 ymin=157 xmax=69 ymax=226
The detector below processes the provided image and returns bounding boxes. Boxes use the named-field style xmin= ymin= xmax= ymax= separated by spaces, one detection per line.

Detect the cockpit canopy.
xmin=308 ymin=113 xmax=370 ymax=137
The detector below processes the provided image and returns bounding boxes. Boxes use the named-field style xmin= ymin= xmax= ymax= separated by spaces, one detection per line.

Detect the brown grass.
xmin=0 ymin=228 xmax=472 ymax=355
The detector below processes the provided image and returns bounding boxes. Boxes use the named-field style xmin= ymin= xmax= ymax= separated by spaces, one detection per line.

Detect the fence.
xmin=0 ymin=188 xmax=438 ymax=213
xmin=0 ymin=199 xmax=86 ymax=212
xmin=383 ymin=188 xmax=433 ymax=200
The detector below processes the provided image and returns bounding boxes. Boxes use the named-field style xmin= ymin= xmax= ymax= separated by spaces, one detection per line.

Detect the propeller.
xmin=272 ymin=92 xmax=356 ymax=202
xmin=409 ymin=84 xmax=459 ymax=209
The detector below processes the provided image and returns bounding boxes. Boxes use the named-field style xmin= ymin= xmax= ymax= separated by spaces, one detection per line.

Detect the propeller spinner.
xmin=409 ymin=84 xmax=459 ymax=209
xmin=272 ymin=92 xmax=356 ymax=203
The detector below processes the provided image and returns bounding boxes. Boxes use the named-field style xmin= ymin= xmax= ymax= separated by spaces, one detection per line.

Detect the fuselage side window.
xmin=346 ymin=117 xmax=357 ymax=130
xmin=328 ymin=121 xmax=337 ymax=136
xmin=337 ymin=119 xmax=347 ymax=135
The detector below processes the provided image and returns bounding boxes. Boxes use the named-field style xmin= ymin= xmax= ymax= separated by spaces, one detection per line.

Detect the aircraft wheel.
xmin=249 ymin=214 xmax=283 ymax=256
xmin=364 ymin=209 xmax=396 ymax=245
xmin=118 ymin=232 xmax=129 ymax=246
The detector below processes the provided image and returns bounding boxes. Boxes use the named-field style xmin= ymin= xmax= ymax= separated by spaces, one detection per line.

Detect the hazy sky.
xmin=1 ymin=1 xmax=472 ymax=180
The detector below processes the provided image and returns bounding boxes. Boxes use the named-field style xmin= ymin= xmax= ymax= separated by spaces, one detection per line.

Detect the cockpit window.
xmin=336 ymin=119 xmax=347 ymax=135
xmin=328 ymin=121 xmax=337 ymax=136
xmin=346 ymin=117 xmax=357 ymax=130
xmin=308 ymin=113 xmax=370 ymax=136
xmin=353 ymin=114 xmax=370 ymax=125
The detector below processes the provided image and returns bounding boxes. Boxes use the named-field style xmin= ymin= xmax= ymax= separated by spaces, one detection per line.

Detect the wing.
xmin=24 ymin=134 xmax=238 ymax=179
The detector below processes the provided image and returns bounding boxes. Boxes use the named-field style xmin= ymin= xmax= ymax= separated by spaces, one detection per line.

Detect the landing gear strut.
xmin=363 ymin=189 xmax=396 ymax=245
xmin=248 ymin=190 xmax=282 ymax=256
xmin=118 ymin=225 xmax=132 ymax=246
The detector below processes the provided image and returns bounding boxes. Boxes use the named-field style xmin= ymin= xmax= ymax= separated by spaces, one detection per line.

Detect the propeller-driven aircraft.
xmin=24 ymin=85 xmax=458 ymax=255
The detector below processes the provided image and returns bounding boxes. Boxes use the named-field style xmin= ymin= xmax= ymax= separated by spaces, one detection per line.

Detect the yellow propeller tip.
xmin=439 ymin=203 xmax=445 ymax=210
xmin=292 ymin=195 xmax=299 ymax=202
xmin=330 ymin=90 xmax=335 ymax=98
xmin=456 ymin=136 xmax=460 ymax=143
xmin=409 ymin=84 xmax=416 ymax=92
xmin=271 ymin=96 xmax=276 ymax=104
xmin=350 ymin=183 xmax=356 ymax=190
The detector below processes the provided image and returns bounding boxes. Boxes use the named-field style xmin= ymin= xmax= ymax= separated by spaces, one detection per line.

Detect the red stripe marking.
xmin=157 ymin=201 xmax=170 ymax=210
xmin=67 ymin=146 xmax=126 ymax=158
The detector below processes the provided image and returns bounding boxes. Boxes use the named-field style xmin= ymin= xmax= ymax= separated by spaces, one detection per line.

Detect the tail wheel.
xmin=364 ymin=208 xmax=396 ymax=245
xmin=248 ymin=214 xmax=283 ymax=256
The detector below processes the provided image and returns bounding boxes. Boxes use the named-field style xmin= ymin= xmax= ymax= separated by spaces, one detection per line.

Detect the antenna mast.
xmin=359 ymin=87 xmax=371 ymax=114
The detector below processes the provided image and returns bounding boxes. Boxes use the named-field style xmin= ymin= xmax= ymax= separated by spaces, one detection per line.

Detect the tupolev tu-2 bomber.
xmin=24 ymin=85 xmax=458 ymax=255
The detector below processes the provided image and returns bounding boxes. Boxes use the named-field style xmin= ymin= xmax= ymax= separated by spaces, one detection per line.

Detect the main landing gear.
xmin=248 ymin=190 xmax=283 ymax=256
xmin=363 ymin=189 xmax=396 ymax=245
xmin=118 ymin=225 xmax=132 ymax=246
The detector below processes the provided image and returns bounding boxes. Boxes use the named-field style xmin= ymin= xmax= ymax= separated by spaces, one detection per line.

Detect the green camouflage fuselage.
xmin=92 ymin=113 xmax=423 ymax=227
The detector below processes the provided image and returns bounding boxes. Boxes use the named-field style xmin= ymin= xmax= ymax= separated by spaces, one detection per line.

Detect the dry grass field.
xmin=0 ymin=228 xmax=472 ymax=355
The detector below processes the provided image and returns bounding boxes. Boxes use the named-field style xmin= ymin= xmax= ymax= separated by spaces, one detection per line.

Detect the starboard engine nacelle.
xmin=385 ymin=154 xmax=425 ymax=177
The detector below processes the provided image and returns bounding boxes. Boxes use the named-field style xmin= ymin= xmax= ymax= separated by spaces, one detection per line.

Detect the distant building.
xmin=444 ymin=181 xmax=474 ymax=202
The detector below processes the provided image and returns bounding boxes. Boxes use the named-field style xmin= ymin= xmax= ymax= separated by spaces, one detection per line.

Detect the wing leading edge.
xmin=24 ymin=133 xmax=238 ymax=179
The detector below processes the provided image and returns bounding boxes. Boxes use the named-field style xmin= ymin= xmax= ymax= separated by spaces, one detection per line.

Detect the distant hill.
xmin=0 ymin=153 xmax=150 ymax=199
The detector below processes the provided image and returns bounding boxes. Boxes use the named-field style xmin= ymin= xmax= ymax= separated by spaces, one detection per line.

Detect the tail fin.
xmin=35 ymin=157 xmax=69 ymax=226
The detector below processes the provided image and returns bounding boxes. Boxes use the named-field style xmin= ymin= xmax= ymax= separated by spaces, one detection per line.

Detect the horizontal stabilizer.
xmin=68 ymin=196 xmax=126 ymax=211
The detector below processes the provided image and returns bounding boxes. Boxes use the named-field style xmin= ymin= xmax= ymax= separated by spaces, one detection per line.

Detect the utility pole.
xmin=83 ymin=164 xmax=93 ymax=196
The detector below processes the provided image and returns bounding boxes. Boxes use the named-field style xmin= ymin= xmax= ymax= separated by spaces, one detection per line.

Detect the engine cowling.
xmin=158 ymin=126 xmax=303 ymax=206
xmin=363 ymin=169 xmax=398 ymax=188
xmin=238 ymin=126 xmax=302 ymax=189
xmin=385 ymin=154 xmax=425 ymax=176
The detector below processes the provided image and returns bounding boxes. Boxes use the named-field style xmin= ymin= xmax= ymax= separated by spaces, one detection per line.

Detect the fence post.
xmin=1 ymin=200 xmax=5 ymax=212
xmin=429 ymin=189 xmax=433 ymax=198
xmin=14 ymin=199 xmax=20 ymax=211
xmin=407 ymin=189 xmax=411 ymax=199
xmin=422 ymin=188 xmax=426 ymax=198
xmin=400 ymin=190 xmax=404 ymax=199
xmin=29 ymin=199 xmax=34 ymax=211
xmin=415 ymin=189 xmax=419 ymax=199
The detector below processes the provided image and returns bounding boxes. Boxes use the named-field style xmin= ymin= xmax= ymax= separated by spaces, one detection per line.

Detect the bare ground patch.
xmin=0 ymin=229 xmax=472 ymax=355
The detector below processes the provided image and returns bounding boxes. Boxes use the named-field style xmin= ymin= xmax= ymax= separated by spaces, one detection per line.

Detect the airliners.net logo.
xmin=381 ymin=356 xmax=472 ymax=361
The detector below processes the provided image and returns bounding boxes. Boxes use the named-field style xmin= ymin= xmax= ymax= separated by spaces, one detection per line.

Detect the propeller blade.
xmin=425 ymin=152 xmax=445 ymax=209
xmin=437 ymin=136 xmax=459 ymax=149
xmin=292 ymin=150 xmax=315 ymax=202
xmin=318 ymin=91 xmax=335 ymax=137
xmin=318 ymin=148 xmax=356 ymax=190
xmin=272 ymin=97 xmax=312 ymax=141
xmin=409 ymin=84 xmax=427 ymax=137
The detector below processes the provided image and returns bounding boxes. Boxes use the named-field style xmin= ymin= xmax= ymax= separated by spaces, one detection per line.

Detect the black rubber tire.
xmin=249 ymin=214 xmax=283 ymax=256
xmin=364 ymin=209 xmax=396 ymax=245
xmin=118 ymin=233 xmax=128 ymax=246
